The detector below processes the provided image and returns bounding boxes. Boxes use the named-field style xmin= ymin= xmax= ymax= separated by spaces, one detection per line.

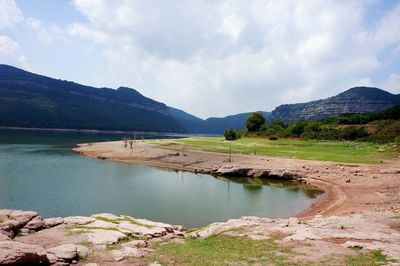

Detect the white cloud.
xmin=0 ymin=0 xmax=23 ymax=29
xmin=67 ymin=0 xmax=400 ymax=117
xmin=26 ymin=17 xmax=63 ymax=44
xmin=0 ymin=35 xmax=31 ymax=70
xmin=382 ymin=73 xmax=400 ymax=94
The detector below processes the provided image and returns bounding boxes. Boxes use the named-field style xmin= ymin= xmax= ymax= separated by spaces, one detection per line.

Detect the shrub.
xmin=302 ymin=122 xmax=322 ymax=139
xmin=339 ymin=127 xmax=369 ymax=140
xmin=224 ymin=128 xmax=240 ymax=141
xmin=286 ymin=120 xmax=308 ymax=137
xmin=266 ymin=120 xmax=286 ymax=137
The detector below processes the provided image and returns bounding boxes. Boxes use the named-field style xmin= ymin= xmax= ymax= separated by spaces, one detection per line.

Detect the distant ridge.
xmin=269 ymin=86 xmax=400 ymax=123
xmin=0 ymin=65 xmax=268 ymax=134
xmin=0 ymin=64 xmax=183 ymax=132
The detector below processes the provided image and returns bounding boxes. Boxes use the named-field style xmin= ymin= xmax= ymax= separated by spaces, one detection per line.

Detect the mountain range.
xmin=0 ymin=64 xmax=399 ymax=134
xmin=0 ymin=65 xmax=267 ymax=134
xmin=269 ymin=87 xmax=400 ymax=123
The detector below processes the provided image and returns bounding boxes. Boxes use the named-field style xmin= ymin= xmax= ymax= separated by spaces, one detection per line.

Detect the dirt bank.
xmin=74 ymin=140 xmax=400 ymax=218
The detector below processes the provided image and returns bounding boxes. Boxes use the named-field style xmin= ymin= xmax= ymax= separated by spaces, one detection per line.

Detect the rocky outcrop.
xmin=270 ymin=87 xmax=400 ymax=123
xmin=189 ymin=213 xmax=400 ymax=260
xmin=211 ymin=165 xmax=305 ymax=180
xmin=0 ymin=210 xmax=186 ymax=265
xmin=2 ymin=209 xmax=400 ymax=264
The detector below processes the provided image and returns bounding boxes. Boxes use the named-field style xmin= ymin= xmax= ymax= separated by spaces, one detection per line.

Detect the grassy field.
xmin=139 ymin=234 xmax=393 ymax=266
xmin=149 ymin=137 xmax=400 ymax=164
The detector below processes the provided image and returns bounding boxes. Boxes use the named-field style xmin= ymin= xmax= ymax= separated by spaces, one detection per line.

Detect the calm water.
xmin=0 ymin=129 xmax=320 ymax=227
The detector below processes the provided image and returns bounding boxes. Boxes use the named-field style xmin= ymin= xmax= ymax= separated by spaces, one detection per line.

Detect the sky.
xmin=1 ymin=0 xmax=400 ymax=118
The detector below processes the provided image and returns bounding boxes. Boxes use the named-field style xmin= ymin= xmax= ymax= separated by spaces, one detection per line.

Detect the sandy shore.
xmin=74 ymin=140 xmax=400 ymax=218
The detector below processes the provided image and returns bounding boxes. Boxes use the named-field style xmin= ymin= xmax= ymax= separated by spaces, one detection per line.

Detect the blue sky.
xmin=1 ymin=0 xmax=400 ymax=118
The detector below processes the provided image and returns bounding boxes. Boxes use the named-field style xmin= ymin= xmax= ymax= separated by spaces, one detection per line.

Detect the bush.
xmin=266 ymin=120 xmax=286 ymax=136
xmin=224 ymin=128 xmax=240 ymax=141
xmin=302 ymin=122 xmax=322 ymax=139
xmin=286 ymin=120 xmax=308 ymax=136
xmin=339 ymin=127 xmax=369 ymax=140
xmin=269 ymin=136 xmax=278 ymax=140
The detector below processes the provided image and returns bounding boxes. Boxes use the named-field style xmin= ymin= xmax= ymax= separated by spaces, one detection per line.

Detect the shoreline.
xmin=74 ymin=140 xmax=400 ymax=218
xmin=1 ymin=140 xmax=400 ymax=265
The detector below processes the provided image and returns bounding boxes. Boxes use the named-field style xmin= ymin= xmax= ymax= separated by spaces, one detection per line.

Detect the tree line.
xmin=224 ymin=105 xmax=400 ymax=144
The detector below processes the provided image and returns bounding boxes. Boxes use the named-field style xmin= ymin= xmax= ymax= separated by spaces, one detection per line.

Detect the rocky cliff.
xmin=270 ymin=87 xmax=400 ymax=123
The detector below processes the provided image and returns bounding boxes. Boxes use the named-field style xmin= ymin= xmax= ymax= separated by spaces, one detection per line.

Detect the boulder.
xmin=10 ymin=210 xmax=39 ymax=225
xmin=0 ymin=240 xmax=48 ymax=265
xmin=44 ymin=217 xmax=64 ymax=228
xmin=25 ymin=216 xmax=45 ymax=230
xmin=0 ymin=210 xmax=39 ymax=233
xmin=76 ymin=245 xmax=89 ymax=258
xmin=47 ymin=244 xmax=78 ymax=261
xmin=87 ymin=230 xmax=126 ymax=245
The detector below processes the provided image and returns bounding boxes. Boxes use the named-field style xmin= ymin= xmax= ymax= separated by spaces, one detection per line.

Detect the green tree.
xmin=224 ymin=128 xmax=240 ymax=141
xmin=245 ymin=112 xmax=266 ymax=131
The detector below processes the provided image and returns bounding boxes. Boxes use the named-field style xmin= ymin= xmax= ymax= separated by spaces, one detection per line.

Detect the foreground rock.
xmin=2 ymin=209 xmax=400 ymax=265
xmin=0 ymin=240 xmax=48 ymax=265
xmin=0 ymin=210 xmax=185 ymax=265
xmin=189 ymin=212 xmax=400 ymax=260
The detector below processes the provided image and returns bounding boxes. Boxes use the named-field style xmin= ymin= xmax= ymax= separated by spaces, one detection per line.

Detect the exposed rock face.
xmin=0 ymin=240 xmax=49 ymax=265
xmin=270 ymin=87 xmax=400 ymax=123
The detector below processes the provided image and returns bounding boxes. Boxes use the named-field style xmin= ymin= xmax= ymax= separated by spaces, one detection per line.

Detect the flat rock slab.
xmin=87 ymin=229 xmax=126 ymax=245
xmin=63 ymin=216 xmax=95 ymax=225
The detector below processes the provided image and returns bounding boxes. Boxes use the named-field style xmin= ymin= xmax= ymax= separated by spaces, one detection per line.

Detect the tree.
xmin=245 ymin=112 xmax=266 ymax=131
xmin=224 ymin=128 xmax=240 ymax=141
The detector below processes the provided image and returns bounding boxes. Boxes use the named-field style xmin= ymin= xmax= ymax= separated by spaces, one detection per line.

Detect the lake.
xmin=0 ymin=129 xmax=320 ymax=227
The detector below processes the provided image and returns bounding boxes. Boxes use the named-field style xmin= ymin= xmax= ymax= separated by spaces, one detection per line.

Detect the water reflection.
xmin=0 ymin=130 xmax=321 ymax=227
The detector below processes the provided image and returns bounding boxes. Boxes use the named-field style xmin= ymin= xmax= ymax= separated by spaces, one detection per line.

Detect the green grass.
xmin=346 ymin=249 xmax=397 ymax=265
xmin=143 ymin=235 xmax=303 ymax=266
xmin=140 ymin=234 xmax=397 ymax=266
xmin=149 ymin=137 xmax=399 ymax=164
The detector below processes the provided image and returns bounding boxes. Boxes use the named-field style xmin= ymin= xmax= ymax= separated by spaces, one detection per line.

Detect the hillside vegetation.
xmin=255 ymin=105 xmax=400 ymax=144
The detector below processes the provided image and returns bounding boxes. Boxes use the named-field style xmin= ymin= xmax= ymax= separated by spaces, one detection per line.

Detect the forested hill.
xmin=0 ymin=65 xmax=268 ymax=134
xmin=270 ymin=87 xmax=400 ymax=123
xmin=0 ymin=64 xmax=183 ymax=132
